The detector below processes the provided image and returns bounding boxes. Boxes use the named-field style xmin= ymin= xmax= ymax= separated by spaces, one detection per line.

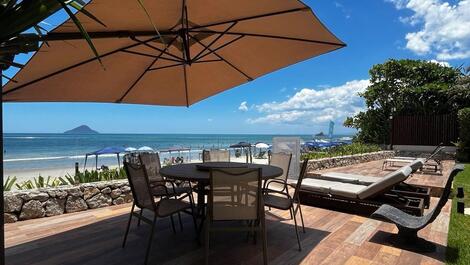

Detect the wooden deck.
xmin=5 ymin=198 xmax=450 ymax=265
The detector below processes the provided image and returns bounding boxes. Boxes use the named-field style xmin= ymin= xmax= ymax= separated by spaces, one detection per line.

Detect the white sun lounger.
xmin=316 ymin=160 xmax=424 ymax=185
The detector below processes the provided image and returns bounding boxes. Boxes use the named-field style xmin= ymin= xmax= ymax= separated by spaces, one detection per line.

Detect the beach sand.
xmin=5 ymin=156 xmax=270 ymax=185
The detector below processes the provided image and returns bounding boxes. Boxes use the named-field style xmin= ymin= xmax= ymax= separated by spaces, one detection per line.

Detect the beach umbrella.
xmin=125 ymin=147 xmax=137 ymax=152
xmin=255 ymin=142 xmax=270 ymax=149
xmin=2 ymin=0 xmax=345 ymax=105
xmin=138 ymin=146 xmax=154 ymax=152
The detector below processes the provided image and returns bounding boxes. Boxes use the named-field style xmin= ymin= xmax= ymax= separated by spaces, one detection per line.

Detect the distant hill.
xmin=64 ymin=125 xmax=99 ymax=134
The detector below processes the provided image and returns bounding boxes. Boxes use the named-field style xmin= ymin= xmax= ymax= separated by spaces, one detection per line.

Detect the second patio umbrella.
xmin=2 ymin=0 xmax=345 ymax=106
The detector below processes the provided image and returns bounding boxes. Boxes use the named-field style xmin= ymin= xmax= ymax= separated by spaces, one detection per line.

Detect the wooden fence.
xmin=391 ymin=114 xmax=458 ymax=146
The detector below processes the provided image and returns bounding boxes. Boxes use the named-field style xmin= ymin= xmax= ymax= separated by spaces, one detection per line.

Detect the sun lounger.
xmin=298 ymin=165 xmax=426 ymax=216
xmin=383 ymin=146 xmax=444 ymax=173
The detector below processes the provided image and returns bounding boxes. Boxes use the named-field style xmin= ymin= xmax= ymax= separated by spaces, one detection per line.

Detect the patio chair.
xmin=263 ymin=159 xmax=309 ymax=251
xmin=299 ymin=165 xmax=426 ymax=216
xmin=371 ymin=164 xmax=464 ymax=252
xmin=264 ymin=152 xmax=292 ymax=192
xmin=138 ymin=152 xmax=194 ymax=231
xmin=383 ymin=145 xmax=445 ymax=173
xmin=202 ymin=149 xmax=230 ymax=162
xmin=122 ymin=160 xmax=198 ymax=265
xmin=205 ymin=167 xmax=267 ymax=265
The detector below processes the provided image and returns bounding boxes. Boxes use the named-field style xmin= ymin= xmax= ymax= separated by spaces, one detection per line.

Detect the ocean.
xmin=3 ymin=133 xmax=351 ymax=173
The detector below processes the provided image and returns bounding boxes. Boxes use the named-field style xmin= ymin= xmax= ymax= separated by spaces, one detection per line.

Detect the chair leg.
xmin=261 ymin=216 xmax=268 ymax=265
xmin=297 ymin=204 xmax=306 ymax=233
xmin=292 ymin=206 xmax=302 ymax=251
xmin=204 ymin=220 xmax=210 ymax=265
xmin=137 ymin=208 xmax=143 ymax=227
xmin=122 ymin=203 xmax=135 ymax=248
xmin=170 ymin=214 xmax=177 ymax=234
xmin=289 ymin=208 xmax=293 ymax=220
xmin=178 ymin=212 xmax=184 ymax=231
xmin=144 ymin=214 xmax=157 ymax=265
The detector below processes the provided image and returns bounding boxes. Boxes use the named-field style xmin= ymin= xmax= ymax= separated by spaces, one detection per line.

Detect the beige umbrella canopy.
xmin=2 ymin=0 xmax=345 ymax=106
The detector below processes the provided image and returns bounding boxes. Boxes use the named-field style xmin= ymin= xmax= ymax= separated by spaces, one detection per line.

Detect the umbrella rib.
xmin=3 ymin=36 xmax=160 ymax=96
xmin=192 ymin=35 xmax=244 ymax=62
xmin=117 ymin=37 xmax=178 ymax=103
xmin=191 ymin=21 xmax=238 ymax=63
xmin=148 ymin=63 xmax=184 ymax=71
xmin=189 ymin=7 xmax=310 ymax=31
xmin=121 ymin=50 xmax=183 ymax=63
xmin=190 ymin=30 xmax=346 ymax=47
xmin=188 ymin=34 xmax=252 ymax=81
xmin=131 ymin=36 xmax=185 ymax=62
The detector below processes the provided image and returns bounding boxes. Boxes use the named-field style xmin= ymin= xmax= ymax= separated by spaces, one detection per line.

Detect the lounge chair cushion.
xmin=318 ymin=172 xmax=379 ymax=185
xmin=300 ymin=178 xmax=342 ymax=193
xmin=357 ymin=166 xmax=412 ymax=199
xmin=329 ymin=183 xmax=368 ymax=199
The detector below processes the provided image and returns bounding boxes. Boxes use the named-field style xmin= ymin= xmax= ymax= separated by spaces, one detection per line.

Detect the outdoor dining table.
xmin=160 ymin=162 xmax=283 ymax=218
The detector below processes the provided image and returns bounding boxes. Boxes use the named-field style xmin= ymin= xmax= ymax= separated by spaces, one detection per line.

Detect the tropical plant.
xmin=301 ymin=143 xmax=382 ymax=160
xmin=60 ymin=168 xmax=126 ymax=185
xmin=15 ymin=175 xmax=62 ymax=190
xmin=456 ymin=108 xmax=470 ymax=162
xmin=0 ymin=0 xmax=105 ymax=74
xmin=344 ymin=59 xmax=468 ymax=144
xmin=3 ymin=176 xmax=17 ymax=191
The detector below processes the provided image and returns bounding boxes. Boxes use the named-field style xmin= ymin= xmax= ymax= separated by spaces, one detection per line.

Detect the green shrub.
xmin=61 ymin=168 xmax=127 ymax=185
xmin=457 ymin=108 xmax=470 ymax=162
xmin=301 ymin=143 xmax=382 ymax=160
xmin=3 ymin=176 xmax=17 ymax=191
xmin=16 ymin=175 xmax=62 ymax=190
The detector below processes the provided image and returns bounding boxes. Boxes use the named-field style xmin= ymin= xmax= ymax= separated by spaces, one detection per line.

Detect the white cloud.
xmin=238 ymin=101 xmax=249 ymax=112
xmin=247 ymin=80 xmax=369 ymax=125
xmin=386 ymin=0 xmax=470 ymax=60
xmin=428 ymin=59 xmax=451 ymax=67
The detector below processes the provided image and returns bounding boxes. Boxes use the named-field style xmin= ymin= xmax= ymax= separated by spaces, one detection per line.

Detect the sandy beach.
xmin=5 ymin=156 xmax=270 ymax=184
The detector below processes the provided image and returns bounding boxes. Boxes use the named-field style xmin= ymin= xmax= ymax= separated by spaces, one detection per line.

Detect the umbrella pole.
xmin=1 ymin=67 xmax=5 ymax=265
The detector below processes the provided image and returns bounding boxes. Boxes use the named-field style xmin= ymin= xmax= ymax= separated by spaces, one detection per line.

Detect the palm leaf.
xmin=136 ymin=0 xmax=165 ymax=45
xmin=56 ymin=0 xmax=103 ymax=67
xmin=66 ymin=0 xmax=106 ymax=28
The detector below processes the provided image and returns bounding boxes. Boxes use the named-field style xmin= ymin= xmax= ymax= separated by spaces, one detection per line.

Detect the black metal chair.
xmin=205 ymin=167 xmax=267 ymax=265
xmin=263 ymin=159 xmax=309 ymax=251
xmin=371 ymin=164 xmax=464 ymax=252
xmin=122 ymin=160 xmax=198 ymax=265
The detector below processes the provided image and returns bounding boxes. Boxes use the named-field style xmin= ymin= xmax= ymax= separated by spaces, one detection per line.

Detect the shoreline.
xmin=4 ymin=156 xmax=270 ymax=184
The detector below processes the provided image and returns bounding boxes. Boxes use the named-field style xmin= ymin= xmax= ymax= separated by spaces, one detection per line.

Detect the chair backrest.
xmin=123 ymin=161 xmax=156 ymax=211
xmin=269 ymin=152 xmax=292 ymax=181
xmin=293 ymin=159 xmax=309 ymax=200
xmin=208 ymin=168 xmax=262 ymax=221
xmin=425 ymin=146 xmax=445 ymax=162
xmin=421 ymin=164 xmax=465 ymax=226
xmin=358 ymin=166 xmax=412 ymax=199
xmin=139 ymin=152 xmax=163 ymax=182
xmin=203 ymin=149 xmax=230 ymax=163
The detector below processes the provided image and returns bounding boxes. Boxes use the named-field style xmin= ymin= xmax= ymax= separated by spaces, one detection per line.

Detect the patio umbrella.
xmin=255 ymin=142 xmax=270 ymax=149
xmin=124 ymin=147 xmax=137 ymax=152
xmin=2 ymin=0 xmax=345 ymax=105
xmin=0 ymin=1 xmax=345 ymax=260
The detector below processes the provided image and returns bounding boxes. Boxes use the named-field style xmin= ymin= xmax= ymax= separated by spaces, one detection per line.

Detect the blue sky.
xmin=3 ymin=0 xmax=469 ymax=134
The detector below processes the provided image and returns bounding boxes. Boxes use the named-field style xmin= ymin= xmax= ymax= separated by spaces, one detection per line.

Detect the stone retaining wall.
xmin=4 ymin=180 xmax=132 ymax=223
xmin=305 ymin=151 xmax=395 ymax=173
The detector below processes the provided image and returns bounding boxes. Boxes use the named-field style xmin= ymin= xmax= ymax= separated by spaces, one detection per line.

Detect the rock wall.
xmin=4 ymin=180 xmax=132 ymax=223
xmin=305 ymin=151 xmax=395 ymax=173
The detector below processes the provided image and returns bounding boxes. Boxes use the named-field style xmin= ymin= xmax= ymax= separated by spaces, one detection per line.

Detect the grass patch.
xmin=446 ymin=164 xmax=470 ymax=264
